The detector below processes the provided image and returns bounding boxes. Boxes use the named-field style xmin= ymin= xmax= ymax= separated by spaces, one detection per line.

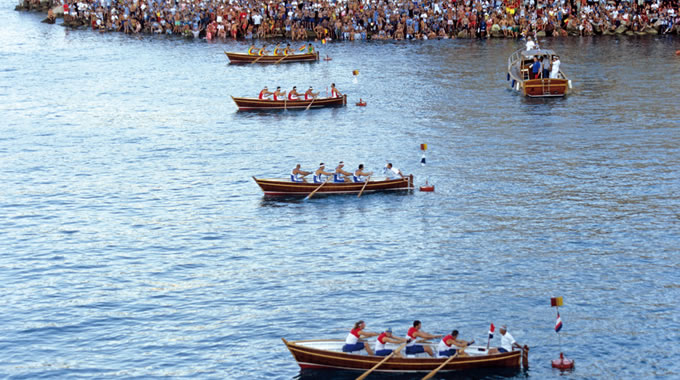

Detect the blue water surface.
xmin=1 ymin=3 xmax=679 ymax=379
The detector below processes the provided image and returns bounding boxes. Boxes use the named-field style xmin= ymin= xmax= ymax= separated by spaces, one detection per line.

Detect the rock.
xmin=536 ymin=30 xmax=546 ymax=37
xmin=592 ymin=23 xmax=601 ymax=34
xmin=625 ymin=30 xmax=635 ymax=36
xmin=644 ymin=26 xmax=658 ymax=35
xmin=52 ymin=5 xmax=63 ymax=17
xmin=457 ymin=30 xmax=469 ymax=38
xmin=491 ymin=30 xmax=503 ymax=38
xmin=615 ymin=25 xmax=627 ymax=34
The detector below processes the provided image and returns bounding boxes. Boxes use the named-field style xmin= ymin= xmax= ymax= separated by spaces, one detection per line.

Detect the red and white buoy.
xmin=356 ymin=98 xmax=367 ymax=106
xmin=552 ymin=352 xmax=574 ymax=370
xmin=419 ymin=180 xmax=434 ymax=192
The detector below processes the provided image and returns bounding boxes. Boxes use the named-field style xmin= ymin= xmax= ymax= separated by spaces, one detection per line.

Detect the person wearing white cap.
xmin=334 ymin=161 xmax=353 ymax=182
xmin=488 ymin=325 xmax=522 ymax=354
xmin=313 ymin=163 xmax=333 ymax=183
xmin=374 ymin=328 xmax=407 ymax=357
xmin=304 ymin=86 xmax=318 ymax=100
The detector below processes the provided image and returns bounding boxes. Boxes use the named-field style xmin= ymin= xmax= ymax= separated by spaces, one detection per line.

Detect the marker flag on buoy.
xmin=352 ymin=69 xmax=359 ymax=76
xmin=322 ymin=38 xmax=326 ymax=44
xmin=420 ymin=154 xmax=426 ymax=165
xmin=555 ymin=312 xmax=563 ymax=333
xmin=550 ymin=296 xmax=563 ymax=307
xmin=420 ymin=143 xmax=427 ymax=151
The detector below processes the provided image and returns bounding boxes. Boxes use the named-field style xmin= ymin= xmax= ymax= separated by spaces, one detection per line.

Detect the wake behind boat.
xmin=282 ymin=339 xmax=529 ymax=374
xmin=507 ymin=48 xmax=571 ymax=97
xmin=253 ymin=175 xmax=413 ymax=196
xmin=224 ymin=51 xmax=319 ymax=64
xmin=233 ymin=95 xmax=347 ymax=111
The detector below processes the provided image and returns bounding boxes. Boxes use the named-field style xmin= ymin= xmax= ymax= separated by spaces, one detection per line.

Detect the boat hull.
xmin=522 ymin=78 xmax=569 ymax=97
xmin=253 ymin=175 xmax=413 ymax=196
xmin=225 ymin=51 xmax=319 ymax=64
xmin=507 ymin=48 xmax=570 ymax=98
xmin=283 ymin=339 xmax=528 ymax=373
xmin=233 ymin=95 xmax=346 ymax=111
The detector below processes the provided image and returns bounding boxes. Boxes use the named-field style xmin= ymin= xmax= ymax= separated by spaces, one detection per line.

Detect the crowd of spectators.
xmin=22 ymin=0 xmax=680 ymax=40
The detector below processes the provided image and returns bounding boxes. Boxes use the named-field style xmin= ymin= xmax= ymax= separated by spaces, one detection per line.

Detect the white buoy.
xmin=568 ymin=80 xmax=572 ymax=89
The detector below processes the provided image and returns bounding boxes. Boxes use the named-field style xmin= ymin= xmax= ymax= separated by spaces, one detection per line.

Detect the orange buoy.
xmin=551 ymin=353 xmax=574 ymax=370
xmin=323 ymin=55 xmax=332 ymax=61
xmin=356 ymin=98 xmax=367 ymax=106
xmin=419 ymin=185 xmax=434 ymax=192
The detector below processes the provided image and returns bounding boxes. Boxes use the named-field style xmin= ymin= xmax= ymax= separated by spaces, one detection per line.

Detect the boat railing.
xmin=507 ymin=48 xmax=524 ymax=72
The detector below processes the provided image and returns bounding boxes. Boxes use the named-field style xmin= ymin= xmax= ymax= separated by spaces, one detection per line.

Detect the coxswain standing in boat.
xmin=405 ymin=320 xmax=442 ymax=357
xmin=291 ymin=164 xmax=311 ymax=182
xmin=437 ymin=330 xmax=474 ymax=358
xmin=288 ymin=86 xmax=302 ymax=100
xmin=550 ymin=56 xmax=561 ymax=79
xmin=304 ymin=86 xmax=319 ymax=100
xmin=273 ymin=86 xmax=286 ymax=101
xmin=330 ymin=83 xmax=342 ymax=98
xmin=374 ymin=328 xmax=407 ymax=357
xmin=488 ymin=325 xmax=523 ymax=354
xmin=334 ymin=161 xmax=353 ymax=182
xmin=259 ymin=86 xmax=273 ymax=100
xmin=342 ymin=320 xmax=378 ymax=355
xmin=314 ymin=163 xmax=334 ymax=183
xmin=354 ymin=164 xmax=373 ymax=182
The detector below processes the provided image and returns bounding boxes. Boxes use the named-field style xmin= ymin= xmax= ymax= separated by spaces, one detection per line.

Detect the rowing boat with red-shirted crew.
xmin=233 ymin=83 xmax=346 ymax=111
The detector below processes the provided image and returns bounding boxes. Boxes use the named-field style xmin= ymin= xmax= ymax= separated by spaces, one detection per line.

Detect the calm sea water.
xmin=1 ymin=3 xmax=680 ymax=379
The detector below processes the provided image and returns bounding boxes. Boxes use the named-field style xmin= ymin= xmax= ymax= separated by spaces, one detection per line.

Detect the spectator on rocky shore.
xmin=25 ymin=0 xmax=680 ymax=41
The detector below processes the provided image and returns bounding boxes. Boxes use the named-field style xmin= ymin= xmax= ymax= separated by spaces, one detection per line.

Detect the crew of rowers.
xmin=247 ymin=43 xmax=314 ymax=56
xmin=343 ymin=320 xmax=523 ymax=358
xmin=259 ymin=83 xmax=342 ymax=101
xmin=291 ymin=161 xmax=404 ymax=183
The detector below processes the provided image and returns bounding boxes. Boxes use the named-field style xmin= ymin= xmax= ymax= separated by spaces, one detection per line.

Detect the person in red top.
xmin=437 ymin=330 xmax=474 ymax=357
xmin=288 ymin=86 xmax=302 ymax=100
xmin=330 ymin=83 xmax=342 ymax=98
xmin=404 ymin=320 xmax=441 ymax=357
xmin=259 ymin=86 xmax=273 ymax=100
xmin=304 ymin=86 xmax=319 ymax=100
xmin=342 ymin=320 xmax=378 ymax=355
xmin=273 ymin=86 xmax=286 ymax=101
xmin=374 ymin=328 xmax=407 ymax=356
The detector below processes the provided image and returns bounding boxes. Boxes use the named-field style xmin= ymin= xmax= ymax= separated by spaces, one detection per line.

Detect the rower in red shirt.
xmin=259 ymin=86 xmax=273 ymax=100
xmin=330 ymin=83 xmax=342 ymax=98
xmin=374 ymin=328 xmax=407 ymax=356
xmin=288 ymin=86 xmax=302 ymax=100
xmin=404 ymin=320 xmax=441 ymax=357
xmin=342 ymin=320 xmax=378 ymax=355
xmin=304 ymin=86 xmax=319 ymax=100
xmin=437 ymin=330 xmax=474 ymax=358
xmin=272 ymin=86 xmax=286 ymax=101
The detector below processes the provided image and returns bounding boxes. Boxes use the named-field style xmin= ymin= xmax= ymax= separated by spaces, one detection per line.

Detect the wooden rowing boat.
xmin=224 ymin=51 xmax=319 ymax=64
xmin=253 ymin=175 xmax=413 ymax=196
xmin=507 ymin=48 xmax=571 ymax=97
xmin=282 ymin=339 xmax=529 ymax=374
xmin=233 ymin=95 xmax=347 ymax=111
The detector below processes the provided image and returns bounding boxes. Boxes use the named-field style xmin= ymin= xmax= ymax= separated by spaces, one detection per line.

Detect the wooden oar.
xmin=357 ymin=176 xmax=371 ymax=198
xmin=356 ymin=342 xmax=407 ymax=380
xmin=273 ymin=55 xmax=287 ymax=65
xmin=421 ymin=351 xmax=459 ymax=380
xmin=305 ymin=176 xmax=331 ymax=200
xmin=251 ymin=54 xmax=266 ymax=64
xmin=305 ymin=96 xmax=316 ymax=111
